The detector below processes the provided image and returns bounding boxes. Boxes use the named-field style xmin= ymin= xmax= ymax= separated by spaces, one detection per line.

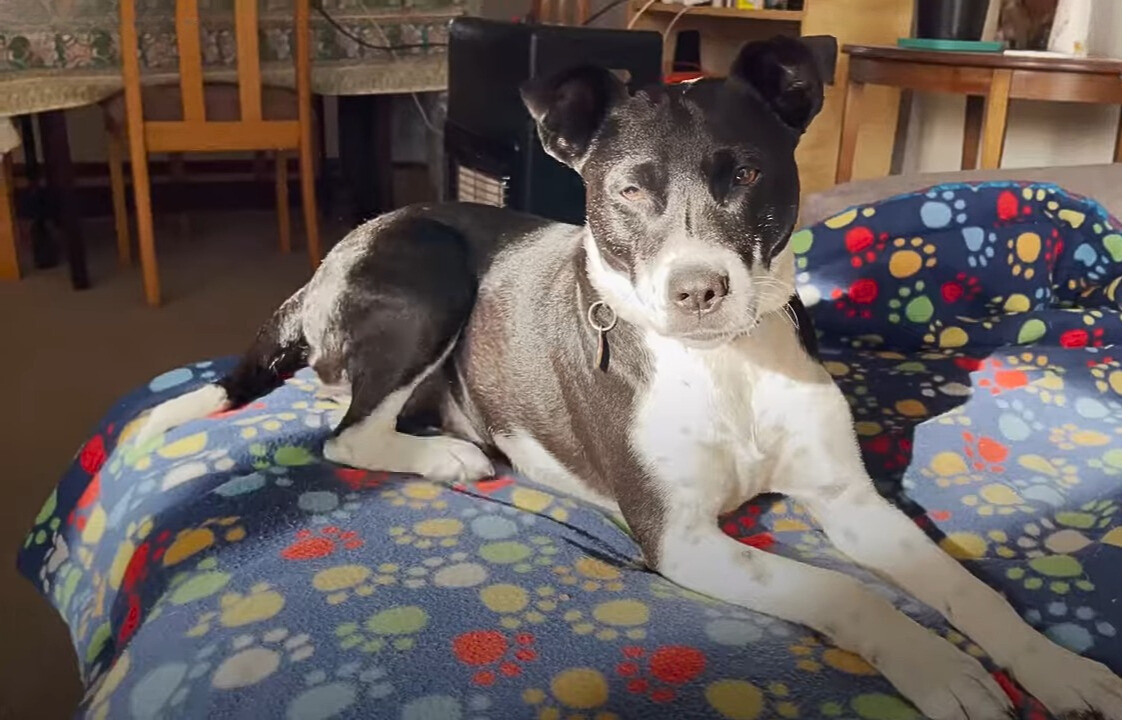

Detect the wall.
xmin=900 ymin=2 xmax=1122 ymax=173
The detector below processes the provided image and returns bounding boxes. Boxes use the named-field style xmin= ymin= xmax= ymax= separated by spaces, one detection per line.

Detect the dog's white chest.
xmin=632 ymin=330 xmax=789 ymax=513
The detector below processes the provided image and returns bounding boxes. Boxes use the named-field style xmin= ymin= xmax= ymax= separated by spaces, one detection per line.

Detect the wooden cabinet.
xmin=627 ymin=0 xmax=915 ymax=197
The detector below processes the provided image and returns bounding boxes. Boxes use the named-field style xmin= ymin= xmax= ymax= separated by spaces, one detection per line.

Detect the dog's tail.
xmin=133 ymin=287 xmax=309 ymax=445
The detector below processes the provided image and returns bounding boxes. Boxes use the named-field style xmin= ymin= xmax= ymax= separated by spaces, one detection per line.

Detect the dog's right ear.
xmin=521 ymin=65 xmax=628 ymax=169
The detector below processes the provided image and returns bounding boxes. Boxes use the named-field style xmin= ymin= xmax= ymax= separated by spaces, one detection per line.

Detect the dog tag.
xmin=587 ymin=301 xmax=617 ymax=373
xmin=595 ymin=328 xmax=609 ymax=372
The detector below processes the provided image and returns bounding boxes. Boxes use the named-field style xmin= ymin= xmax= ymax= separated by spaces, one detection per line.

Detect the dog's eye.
xmin=620 ymin=186 xmax=646 ymax=202
xmin=733 ymin=167 xmax=760 ymax=187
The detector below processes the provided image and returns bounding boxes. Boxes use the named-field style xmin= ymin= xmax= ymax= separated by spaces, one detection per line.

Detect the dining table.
xmin=0 ymin=0 xmax=474 ymax=287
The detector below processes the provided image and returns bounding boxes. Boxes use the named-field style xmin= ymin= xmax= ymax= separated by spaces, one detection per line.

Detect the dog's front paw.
xmin=324 ymin=433 xmax=494 ymax=484
xmin=1011 ymin=640 xmax=1122 ymax=719
xmin=878 ymin=634 xmax=1012 ymax=720
xmin=411 ymin=436 xmax=495 ymax=484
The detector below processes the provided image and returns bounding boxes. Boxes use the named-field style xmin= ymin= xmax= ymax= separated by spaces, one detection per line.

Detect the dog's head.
xmin=521 ymin=36 xmax=835 ymax=346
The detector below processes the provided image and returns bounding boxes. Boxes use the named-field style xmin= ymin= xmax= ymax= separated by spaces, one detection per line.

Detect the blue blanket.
xmin=19 ymin=183 xmax=1122 ymax=720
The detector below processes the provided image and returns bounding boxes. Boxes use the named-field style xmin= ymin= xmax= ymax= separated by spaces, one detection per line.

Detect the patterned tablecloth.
xmin=0 ymin=0 xmax=474 ymax=151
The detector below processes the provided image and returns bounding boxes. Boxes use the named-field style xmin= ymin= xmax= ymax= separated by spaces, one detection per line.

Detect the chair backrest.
xmin=118 ymin=0 xmax=311 ymax=153
xmin=530 ymin=0 xmax=590 ymax=25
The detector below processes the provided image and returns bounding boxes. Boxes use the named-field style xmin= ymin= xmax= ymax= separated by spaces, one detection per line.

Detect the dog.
xmin=135 ymin=36 xmax=1122 ymax=719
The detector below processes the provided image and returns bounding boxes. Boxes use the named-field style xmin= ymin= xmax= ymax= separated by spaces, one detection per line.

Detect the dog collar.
xmin=587 ymin=301 xmax=617 ymax=373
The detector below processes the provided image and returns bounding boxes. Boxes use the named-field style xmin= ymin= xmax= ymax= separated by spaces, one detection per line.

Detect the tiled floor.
xmin=0 ymin=211 xmax=334 ymax=719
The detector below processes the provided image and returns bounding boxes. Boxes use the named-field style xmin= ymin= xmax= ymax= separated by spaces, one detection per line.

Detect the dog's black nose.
xmin=668 ymin=265 xmax=729 ymax=315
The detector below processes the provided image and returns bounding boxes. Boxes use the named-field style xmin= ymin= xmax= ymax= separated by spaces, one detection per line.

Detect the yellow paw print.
xmin=510 ymin=487 xmax=578 ymax=523
xmin=219 ymin=582 xmax=285 ymax=626
xmin=479 ymin=583 xmax=567 ymax=629
xmin=160 ymin=516 xmax=246 ymax=567
xmin=563 ymin=599 xmax=649 ymax=641
xmin=961 ymin=483 xmax=1035 ymax=516
xmin=234 ymin=412 xmax=299 ymax=440
xmin=788 ymin=635 xmax=876 ymax=675
xmin=887 ymin=236 xmax=937 ymax=279
xmin=380 ymin=481 xmax=449 ymax=510
xmin=1049 ymin=423 xmax=1112 ymax=451
xmin=794 ymin=531 xmax=848 ymax=563
xmin=552 ymin=557 xmax=625 ymax=593
xmin=920 ymin=451 xmax=982 ymax=489
xmin=389 ymin=517 xmax=463 ymax=549
xmin=1091 ymin=358 xmax=1122 ymax=396
xmin=311 ymin=563 xmax=399 ymax=605
xmin=1006 ymin=231 xmax=1042 ymax=279
xmin=522 ymin=668 xmax=615 ymax=720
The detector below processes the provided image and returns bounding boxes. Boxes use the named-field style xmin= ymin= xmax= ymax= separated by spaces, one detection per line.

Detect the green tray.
xmin=897 ymin=38 xmax=1005 ymax=52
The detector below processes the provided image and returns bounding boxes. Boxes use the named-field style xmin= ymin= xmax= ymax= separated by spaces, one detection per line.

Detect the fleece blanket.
xmin=18 ymin=182 xmax=1122 ymax=720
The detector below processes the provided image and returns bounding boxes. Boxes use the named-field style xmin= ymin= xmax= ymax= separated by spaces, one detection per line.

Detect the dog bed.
xmin=19 ymin=182 xmax=1122 ymax=720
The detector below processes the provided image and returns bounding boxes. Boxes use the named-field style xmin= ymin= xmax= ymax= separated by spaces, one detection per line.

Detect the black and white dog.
xmin=136 ymin=37 xmax=1122 ymax=719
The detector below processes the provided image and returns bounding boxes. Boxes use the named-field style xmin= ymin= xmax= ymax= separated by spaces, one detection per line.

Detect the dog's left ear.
xmin=729 ymin=35 xmax=837 ymax=134
xmin=521 ymin=65 xmax=628 ymax=169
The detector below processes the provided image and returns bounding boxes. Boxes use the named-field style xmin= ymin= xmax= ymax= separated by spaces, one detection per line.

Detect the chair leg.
xmin=107 ymin=128 xmax=132 ymax=266
xmin=298 ymin=139 xmax=321 ymax=266
xmin=169 ymin=152 xmax=190 ymax=241
xmin=0 ymin=153 xmax=20 ymax=281
xmin=275 ymin=151 xmax=291 ymax=254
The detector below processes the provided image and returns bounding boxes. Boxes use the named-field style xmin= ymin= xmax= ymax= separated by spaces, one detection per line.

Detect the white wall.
xmin=900 ymin=1 xmax=1122 ymax=173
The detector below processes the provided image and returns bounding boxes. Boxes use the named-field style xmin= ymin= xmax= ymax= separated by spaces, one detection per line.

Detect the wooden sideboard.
xmin=627 ymin=0 xmax=916 ymax=198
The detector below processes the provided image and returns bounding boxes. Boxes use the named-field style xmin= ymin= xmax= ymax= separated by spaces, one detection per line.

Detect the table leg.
xmin=337 ymin=94 xmax=394 ymax=226
xmin=372 ymin=95 xmax=394 ymax=216
xmin=962 ymin=95 xmax=984 ymax=171
xmin=17 ymin=114 xmax=56 ymax=269
xmin=337 ymin=95 xmax=374 ymax=225
xmin=0 ymin=153 xmax=20 ymax=280
xmin=39 ymin=110 xmax=89 ymax=289
xmin=835 ymin=80 xmax=864 ymax=184
xmin=1113 ymin=106 xmax=1122 ymax=163
xmin=980 ymin=70 xmax=1012 ymax=171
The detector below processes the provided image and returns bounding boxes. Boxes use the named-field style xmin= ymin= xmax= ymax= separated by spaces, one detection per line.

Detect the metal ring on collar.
xmin=587 ymin=301 xmax=618 ymax=333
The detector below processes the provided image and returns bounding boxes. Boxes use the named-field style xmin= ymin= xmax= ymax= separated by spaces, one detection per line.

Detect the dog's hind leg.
xmin=319 ymin=216 xmax=493 ymax=484
xmin=323 ymin=336 xmax=493 ymax=483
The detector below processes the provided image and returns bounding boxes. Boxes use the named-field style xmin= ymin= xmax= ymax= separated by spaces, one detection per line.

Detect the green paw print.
xmin=1006 ymin=553 xmax=1094 ymax=595
xmin=478 ymin=535 xmax=560 ymax=574
xmin=248 ymin=442 xmax=316 ymax=470
xmin=336 ymin=605 xmax=430 ymax=653
xmin=1055 ymin=499 xmax=1119 ymax=531
xmin=887 ymin=281 xmax=933 ymax=324
xmin=26 ymin=489 xmax=62 ymax=546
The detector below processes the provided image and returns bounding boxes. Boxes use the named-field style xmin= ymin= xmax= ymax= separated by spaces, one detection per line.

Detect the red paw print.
xmin=976 ymin=357 xmax=1029 ymax=395
xmin=1061 ymin=327 xmax=1105 ymax=349
xmin=281 ymin=526 xmax=363 ymax=560
xmin=453 ymin=630 xmax=537 ymax=686
xmin=844 ymin=227 xmax=890 ymax=268
xmin=862 ymin=433 xmax=913 ymax=472
xmin=962 ymin=431 xmax=1007 ymax=473
xmin=616 ymin=645 xmax=707 ymax=703
xmin=68 ymin=473 xmax=102 ymax=529
xmin=940 ymin=273 xmax=982 ymax=303
xmin=830 ymin=277 xmax=879 ymax=320
xmin=335 ymin=468 xmax=389 ymax=491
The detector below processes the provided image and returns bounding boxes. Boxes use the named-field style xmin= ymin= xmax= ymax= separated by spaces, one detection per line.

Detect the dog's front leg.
xmin=620 ymin=492 xmax=1012 ymax=720
xmin=777 ymin=385 xmax=1122 ymax=718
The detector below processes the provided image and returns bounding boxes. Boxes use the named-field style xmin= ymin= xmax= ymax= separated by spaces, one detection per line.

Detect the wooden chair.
xmin=530 ymin=0 xmax=589 ymax=25
xmin=108 ymin=0 xmax=321 ymax=306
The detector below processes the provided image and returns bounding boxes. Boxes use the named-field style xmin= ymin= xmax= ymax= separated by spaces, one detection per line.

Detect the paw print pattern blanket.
xmin=18 ymin=183 xmax=1122 ymax=720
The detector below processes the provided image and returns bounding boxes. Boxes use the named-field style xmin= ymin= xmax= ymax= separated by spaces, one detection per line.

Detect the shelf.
xmin=634 ymin=2 xmax=805 ymax=21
